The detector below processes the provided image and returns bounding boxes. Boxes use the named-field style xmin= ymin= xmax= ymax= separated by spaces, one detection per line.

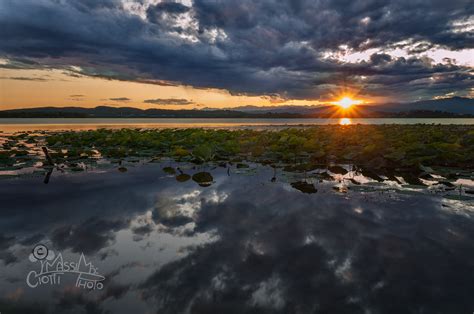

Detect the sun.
xmin=334 ymin=96 xmax=362 ymax=109
xmin=338 ymin=97 xmax=354 ymax=109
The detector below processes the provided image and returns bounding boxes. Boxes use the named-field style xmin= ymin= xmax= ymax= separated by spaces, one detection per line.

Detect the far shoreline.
xmin=1 ymin=117 xmax=474 ymax=133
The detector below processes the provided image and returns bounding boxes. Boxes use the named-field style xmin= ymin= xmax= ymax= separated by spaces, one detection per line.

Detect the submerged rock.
xmin=438 ymin=180 xmax=455 ymax=187
xmin=291 ymin=181 xmax=317 ymax=194
xmin=318 ymin=171 xmax=333 ymax=181
xmin=348 ymin=178 xmax=361 ymax=185
xmin=163 ymin=167 xmax=176 ymax=175
xmin=419 ymin=172 xmax=435 ymax=180
xmin=333 ymin=185 xmax=349 ymax=193
xmin=359 ymin=168 xmax=384 ymax=182
xmin=328 ymin=165 xmax=348 ymax=175
xmin=192 ymin=172 xmax=214 ymax=187
xmin=399 ymin=172 xmax=425 ymax=185
xmin=176 ymin=173 xmax=191 ymax=182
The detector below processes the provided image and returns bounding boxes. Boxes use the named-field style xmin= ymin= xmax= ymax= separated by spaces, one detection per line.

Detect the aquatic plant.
xmin=37 ymin=125 xmax=473 ymax=170
xmin=1 ymin=125 xmax=473 ymax=188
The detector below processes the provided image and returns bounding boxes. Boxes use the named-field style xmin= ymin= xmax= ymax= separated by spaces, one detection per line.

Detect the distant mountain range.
xmin=378 ymin=97 xmax=474 ymax=114
xmin=0 ymin=106 xmax=303 ymax=118
xmin=225 ymin=97 xmax=474 ymax=115
xmin=0 ymin=97 xmax=472 ymax=118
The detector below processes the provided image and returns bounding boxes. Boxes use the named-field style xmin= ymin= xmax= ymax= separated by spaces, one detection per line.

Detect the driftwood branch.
xmin=41 ymin=146 xmax=54 ymax=166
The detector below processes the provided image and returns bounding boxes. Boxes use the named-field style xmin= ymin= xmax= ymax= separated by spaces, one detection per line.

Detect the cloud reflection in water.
xmin=0 ymin=163 xmax=473 ymax=313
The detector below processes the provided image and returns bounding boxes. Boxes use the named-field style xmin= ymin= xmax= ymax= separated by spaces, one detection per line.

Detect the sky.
xmin=0 ymin=0 xmax=473 ymax=110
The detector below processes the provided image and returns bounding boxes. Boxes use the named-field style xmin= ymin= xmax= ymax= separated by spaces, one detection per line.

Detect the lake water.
xmin=0 ymin=162 xmax=473 ymax=313
xmin=1 ymin=117 xmax=474 ymax=132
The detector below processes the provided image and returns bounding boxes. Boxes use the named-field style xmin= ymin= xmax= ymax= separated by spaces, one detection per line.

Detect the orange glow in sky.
xmin=0 ymin=66 xmax=384 ymax=110
xmin=0 ymin=68 xmax=342 ymax=110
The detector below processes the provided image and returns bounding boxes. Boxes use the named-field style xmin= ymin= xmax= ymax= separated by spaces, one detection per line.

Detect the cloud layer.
xmin=144 ymin=98 xmax=194 ymax=105
xmin=0 ymin=0 xmax=472 ymax=101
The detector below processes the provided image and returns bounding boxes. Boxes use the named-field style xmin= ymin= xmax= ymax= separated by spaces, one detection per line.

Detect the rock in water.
xmin=176 ymin=174 xmax=191 ymax=182
xmin=192 ymin=172 xmax=214 ymax=187
xmin=291 ymin=181 xmax=317 ymax=194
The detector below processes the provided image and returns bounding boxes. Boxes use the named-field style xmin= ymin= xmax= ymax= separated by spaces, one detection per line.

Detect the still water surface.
xmin=0 ymin=163 xmax=473 ymax=313
xmin=1 ymin=117 xmax=474 ymax=132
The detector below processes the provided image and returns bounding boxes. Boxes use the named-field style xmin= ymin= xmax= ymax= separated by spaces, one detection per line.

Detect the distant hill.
xmin=211 ymin=104 xmax=329 ymax=115
xmin=0 ymin=106 xmax=302 ymax=118
xmin=228 ymin=97 xmax=474 ymax=115
xmin=375 ymin=97 xmax=474 ymax=114
xmin=0 ymin=97 xmax=472 ymax=118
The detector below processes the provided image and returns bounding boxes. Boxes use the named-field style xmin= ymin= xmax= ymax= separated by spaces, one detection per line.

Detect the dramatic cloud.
xmin=0 ymin=0 xmax=472 ymax=101
xmin=0 ymin=76 xmax=48 ymax=81
xmin=144 ymin=98 xmax=195 ymax=105
xmin=109 ymin=97 xmax=131 ymax=102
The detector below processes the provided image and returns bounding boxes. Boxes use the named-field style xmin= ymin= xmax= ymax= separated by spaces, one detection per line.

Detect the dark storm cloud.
xmin=0 ymin=0 xmax=472 ymax=100
xmin=0 ymin=58 xmax=46 ymax=70
xmin=147 ymin=1 xmax=190 ymax=20
xmin=336 ymin=53 xmax=474 ymax=98
xmin=146 ymin=1 xmax=191 ymax=33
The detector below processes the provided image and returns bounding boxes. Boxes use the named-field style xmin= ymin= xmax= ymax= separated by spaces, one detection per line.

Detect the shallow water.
xmin=0 ymin=163 xmax=473 ymax=313
xmin=2 ymin=117 xmax=474 ymax=132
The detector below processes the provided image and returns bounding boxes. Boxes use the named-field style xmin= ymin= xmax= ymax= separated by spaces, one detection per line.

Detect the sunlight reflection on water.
xmin=339 ymin=117 xmax=352 ymax=125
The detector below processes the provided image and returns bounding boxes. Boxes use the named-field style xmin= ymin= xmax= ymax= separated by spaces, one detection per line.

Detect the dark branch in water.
xmin=41 ymin=146 xmax=54 ymax=166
